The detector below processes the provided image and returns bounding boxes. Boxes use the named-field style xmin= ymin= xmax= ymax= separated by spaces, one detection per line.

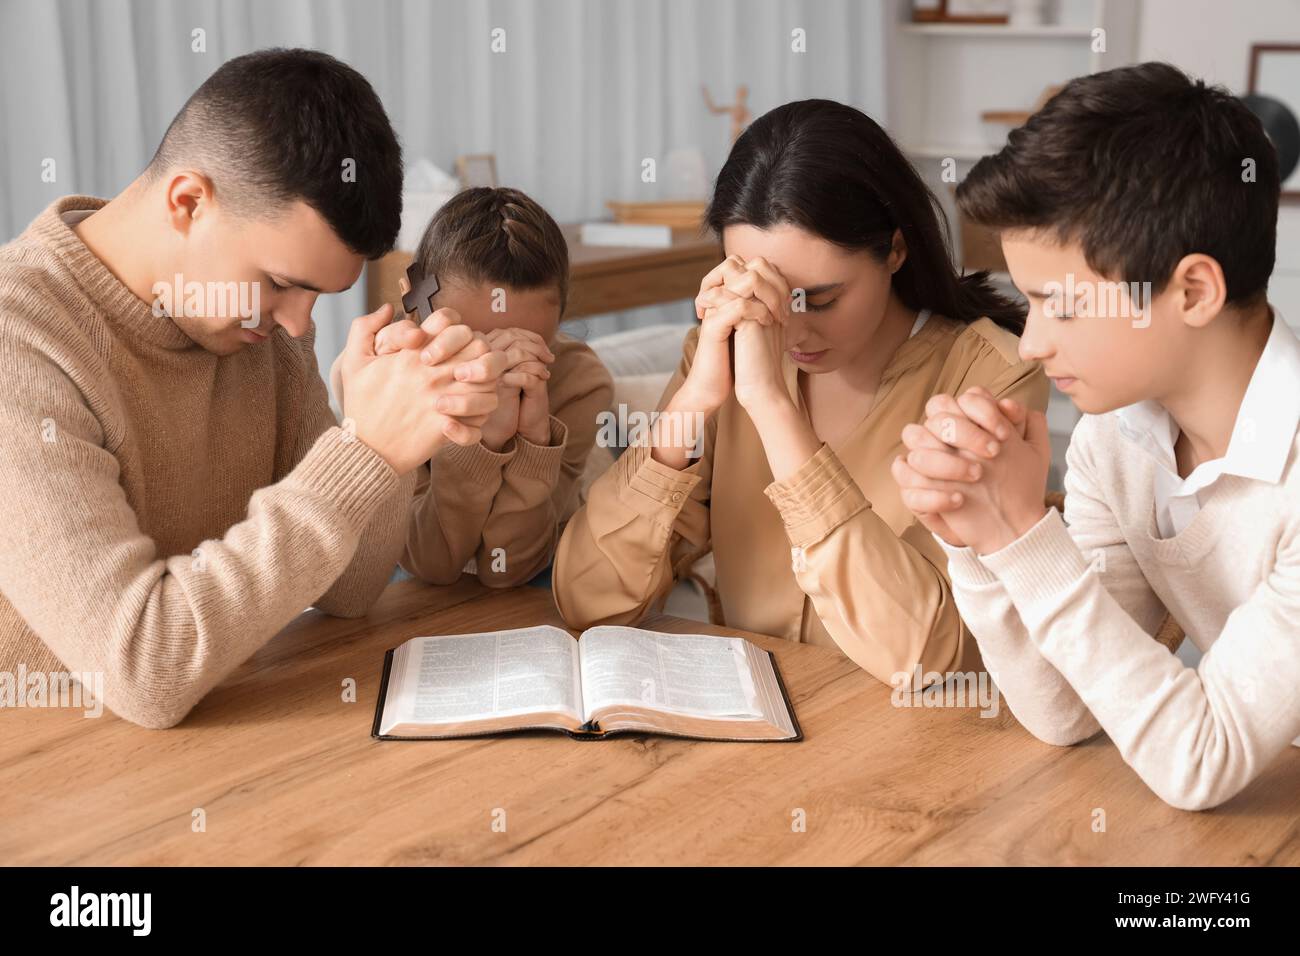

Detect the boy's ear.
xmin=1171 ymin=253 xmax=1228 ymax=329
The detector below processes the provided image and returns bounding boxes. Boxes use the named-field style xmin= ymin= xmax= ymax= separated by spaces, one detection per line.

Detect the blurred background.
xmin=1 ymin=0 xmax=1298 ymax=523
xmin=0 ymin=0 xmax=889 ymax=353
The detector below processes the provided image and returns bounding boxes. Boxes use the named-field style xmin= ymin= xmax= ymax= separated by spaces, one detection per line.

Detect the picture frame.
xmin=1247 ymin=43 xmax=1300 ymax=201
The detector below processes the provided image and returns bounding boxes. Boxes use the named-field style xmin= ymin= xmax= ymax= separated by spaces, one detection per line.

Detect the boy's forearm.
xmin=980 ymin=509 xmax=1300 ymax=811
xmin=938 ymin=538 xmax=1102 ymax=746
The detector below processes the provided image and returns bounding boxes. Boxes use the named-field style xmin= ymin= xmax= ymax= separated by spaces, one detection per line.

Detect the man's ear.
xmin=1169 ymin=253 xmax=1228 ymax=330
xmin=163 ymin=170 xmax=215 ymax=236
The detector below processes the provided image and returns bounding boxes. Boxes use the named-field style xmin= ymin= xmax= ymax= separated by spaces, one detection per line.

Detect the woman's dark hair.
xmin=704 ymin=98 xmax=1025 ymax=333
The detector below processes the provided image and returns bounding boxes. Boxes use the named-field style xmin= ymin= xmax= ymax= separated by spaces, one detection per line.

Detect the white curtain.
xmin=0 ymin=0 xmax=890 ymax=376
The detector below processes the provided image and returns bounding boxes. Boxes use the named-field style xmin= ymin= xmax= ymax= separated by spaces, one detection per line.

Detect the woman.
xmin=552 ymin=99 xmax=1048 ymax=686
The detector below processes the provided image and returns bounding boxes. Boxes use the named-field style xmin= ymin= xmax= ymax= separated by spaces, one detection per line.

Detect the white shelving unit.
xmin=890 ymin=0 xmax=1140 ymax=170
xmin=898 ymin=22 xmax=1096 ymax=38
xmin=884 ymin=0 xmax=1143 ymax=486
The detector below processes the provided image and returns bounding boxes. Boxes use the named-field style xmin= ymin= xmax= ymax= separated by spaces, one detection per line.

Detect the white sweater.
xmin=940 ymin=406 xmax=1300 ymax=811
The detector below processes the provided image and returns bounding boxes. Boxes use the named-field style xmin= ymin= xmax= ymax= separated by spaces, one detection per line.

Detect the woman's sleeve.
xmin=762 ymin=348 xmax=1049 ymax=686
xmin=552 ymin=327 xmax=716 ymax=629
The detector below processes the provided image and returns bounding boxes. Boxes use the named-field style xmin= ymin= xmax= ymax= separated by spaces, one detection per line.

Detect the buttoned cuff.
xmin=979 ymin=507 xmax=1091 ymax=613
xmin=763 ymin=443 xmax=868 ymax=549
xmin=506 ymin=415 xmax=568 ymax=482
xmin=613 ymin=440 xmax=704 ymax=523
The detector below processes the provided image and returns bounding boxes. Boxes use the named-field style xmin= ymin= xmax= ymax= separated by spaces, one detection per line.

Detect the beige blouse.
xmin=552 ymin=314 xmax=1049 ymax=684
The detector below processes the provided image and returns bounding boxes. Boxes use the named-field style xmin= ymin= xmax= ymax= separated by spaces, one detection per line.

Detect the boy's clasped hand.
xmin=892 ymin=386 xmax=1053 ymax=556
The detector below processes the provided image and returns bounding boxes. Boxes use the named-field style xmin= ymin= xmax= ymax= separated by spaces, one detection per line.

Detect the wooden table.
xmin=365 ymin=224 xmax=723 ymax=319
xmin=2 ymin=577 xmax=1298 ymax=866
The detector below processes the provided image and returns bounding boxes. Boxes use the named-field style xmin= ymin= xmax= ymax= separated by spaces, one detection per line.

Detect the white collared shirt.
xmin=1115 ymin=307 xmax=1300 ymax=538
xmin=909 ymin=308 xmax=931 ymax=338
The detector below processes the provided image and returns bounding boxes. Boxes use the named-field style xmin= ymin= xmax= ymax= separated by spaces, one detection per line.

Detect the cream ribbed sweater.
xmin=939 ymin=408 xmax=1300 ymax=810
xmin=0 ymin=196 xmax=417 ymax=728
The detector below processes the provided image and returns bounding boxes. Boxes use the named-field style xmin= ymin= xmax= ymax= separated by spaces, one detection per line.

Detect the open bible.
xmin=372 ymin=624 xmax=801 ymax=742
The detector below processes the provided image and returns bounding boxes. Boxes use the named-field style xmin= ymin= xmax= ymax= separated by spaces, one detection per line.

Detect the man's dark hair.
xmin=147 ymin=47 xmax=402 ymax=259
xmin=414 ymin=187 xmax=570 ymax=314
xmin=958 ymin=62 xmax=1279 ymax=306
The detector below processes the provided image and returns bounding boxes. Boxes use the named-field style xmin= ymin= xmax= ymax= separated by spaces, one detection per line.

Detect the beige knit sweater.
xmin=0 ymin=196 xmax=418 ymax=728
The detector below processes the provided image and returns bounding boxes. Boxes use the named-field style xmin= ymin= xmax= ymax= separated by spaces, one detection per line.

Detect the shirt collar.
xmin=1116 ymin=307 xmax=1300 ymax=486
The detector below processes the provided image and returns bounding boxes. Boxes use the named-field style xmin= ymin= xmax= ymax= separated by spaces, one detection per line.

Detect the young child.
xmin=336 ymin=186 xmax=613 ymax=587
xmin=891 ymin=62 xmax=1300 ymax=810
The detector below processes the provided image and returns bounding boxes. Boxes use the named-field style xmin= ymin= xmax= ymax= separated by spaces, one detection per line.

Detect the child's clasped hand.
xmin=892 ymin=385 xmax=1053 ymax=555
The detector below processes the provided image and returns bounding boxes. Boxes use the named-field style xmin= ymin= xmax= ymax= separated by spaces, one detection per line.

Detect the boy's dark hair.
xmin=147 ymin=48 xmax=403 ymax=259
xmin=414 ymin=187 xmax=569 ymax=314
xmin=958 ymin=62 xmax=1278 ymax=306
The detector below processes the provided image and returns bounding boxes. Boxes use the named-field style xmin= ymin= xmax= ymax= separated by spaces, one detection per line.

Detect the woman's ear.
xmin=888 ymin=228 xmax=908 ymax=274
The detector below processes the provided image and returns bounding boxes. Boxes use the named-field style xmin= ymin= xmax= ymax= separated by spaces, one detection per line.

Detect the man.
xmin=0 ymin=48 xmax=506 ymax=728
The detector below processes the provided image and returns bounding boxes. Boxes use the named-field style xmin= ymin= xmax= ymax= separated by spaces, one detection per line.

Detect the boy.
xmin=334 ymin=187 xmax=614 ymax=588
xmin=891 ymin=62 xmax=1300 ymax=810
